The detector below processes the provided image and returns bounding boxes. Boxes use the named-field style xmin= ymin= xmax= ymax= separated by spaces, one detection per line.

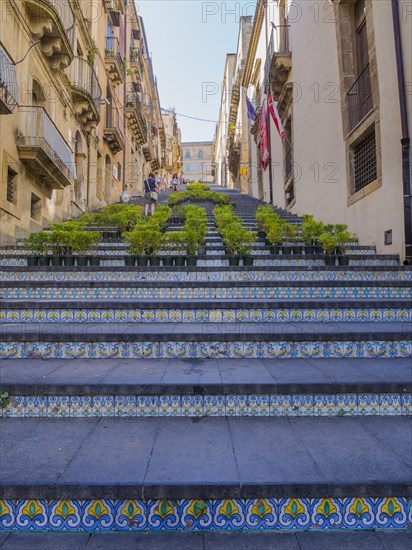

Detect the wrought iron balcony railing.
xmin=66 ymin=56 xmax=101 ymax=115
xmin=105 ymin=36 xmax=125 ymax=84
xmin=104 ymin=104 xmax=125 ymax=153
xmin=0 ymin=46 xmax=18 ymax=114
xmin=16 ymin=106 xmax=75 ymax=188
xmin=347 ymin=64 xmax=373 ymax=132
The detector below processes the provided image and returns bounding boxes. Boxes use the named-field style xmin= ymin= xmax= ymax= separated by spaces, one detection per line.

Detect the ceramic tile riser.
xmin=0 ymin=188 xmax=411 ymax=536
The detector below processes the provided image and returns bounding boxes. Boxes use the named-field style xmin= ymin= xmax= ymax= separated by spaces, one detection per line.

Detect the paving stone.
xmin=0 ymin=532 xmax=90 ymax=550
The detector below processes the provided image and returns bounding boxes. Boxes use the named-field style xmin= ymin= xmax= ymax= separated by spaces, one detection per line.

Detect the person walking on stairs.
xmin=144 ymin=172 xmax=158 ymax=216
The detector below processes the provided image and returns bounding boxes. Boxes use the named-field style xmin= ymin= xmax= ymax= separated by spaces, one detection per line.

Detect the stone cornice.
xmin=242 ymin=0 xmax=265 ymax=88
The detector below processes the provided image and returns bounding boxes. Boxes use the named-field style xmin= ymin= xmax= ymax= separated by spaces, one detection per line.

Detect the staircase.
xmin=0 ymin=188 xmax=411 ymax=543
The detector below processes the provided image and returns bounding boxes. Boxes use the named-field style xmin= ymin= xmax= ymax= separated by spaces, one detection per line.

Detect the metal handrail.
xmin=347 ymin=64 xmax=373 ymax=132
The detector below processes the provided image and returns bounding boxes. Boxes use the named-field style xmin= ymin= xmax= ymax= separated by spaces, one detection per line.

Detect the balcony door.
xmin=355 ymin=0 xmax=371 ymax=115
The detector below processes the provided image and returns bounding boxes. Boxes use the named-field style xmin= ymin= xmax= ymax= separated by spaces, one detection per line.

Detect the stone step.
xmin=1 ymin=265 xmax=410 ymax=282
xmin=2 ymin=299 xmax=411 ymax=324
xmin=2 ymin=531 xmax=411 ymax=550
xmin=0 ymin=416 xmax=410 ymax=533
xmin=1 ymin=280 xmax=411 ymax=300
xmin=1 ymin=322 xmax=410 ymax=359
xmin=1 ymin=358 xmax=410 ymax=418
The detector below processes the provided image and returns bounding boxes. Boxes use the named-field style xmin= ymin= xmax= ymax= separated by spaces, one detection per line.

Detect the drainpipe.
xmin=265 ymin=1 xmax=274 ymax=205
xmin=86 ymin=132 xmax=91 ymax=212
xmin=392 ymin=0 xmax=411 ymax=263
xmin=122 ymin=0 xmax=128 ymax=193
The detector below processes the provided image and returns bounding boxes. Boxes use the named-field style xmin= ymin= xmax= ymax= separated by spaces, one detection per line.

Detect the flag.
xmin=268 ymin=93 xmax=286 ymax=141
xmin=246 ymin=96 xmax=256 ymax=121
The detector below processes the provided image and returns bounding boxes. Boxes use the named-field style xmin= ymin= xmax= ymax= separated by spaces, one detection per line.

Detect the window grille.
xmin=6 ymin=167 xmax=17 ymax=204
xmin=353 ymin=130 xmax=377 ymax=192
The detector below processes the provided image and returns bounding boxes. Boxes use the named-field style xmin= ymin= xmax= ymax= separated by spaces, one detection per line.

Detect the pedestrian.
xmin=172 ymin=173 xmax=179 ymax=192
xmin=155 ymin=172 xmax=161 ymax=191
xmin=144 ymin=172 xmax=159 ymax=216
xmin=163 ymin=175 xmax=168 ymax=190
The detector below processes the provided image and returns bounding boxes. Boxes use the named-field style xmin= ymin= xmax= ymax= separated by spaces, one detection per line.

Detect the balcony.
xmin=65 ymin=57 xmax=101 ymax=130
xmin=104 ymin=0 xmax=126 ymax=15
xmin=125 ymin=93 xmax=147 ymax=145
xmin=24 ymin=0 xmax=74 ymax=70
xmin=129 ymin=48 xmax=143 ymax=80
xmin=347 ymin=64 xmax=373 ymax=133
xmin=0 ymin=46 xmax=19 ymax=114
xmin=104 ymin=105 xmax=125 ymax=154
xmin=266 ymin=27 xmax=292 ymax=100
xmin=142 ymin=137 xmax=153 ymax=162
xmin=151 ymin=140 xmax=161 ymax=171
xmin=105 ymin=36 xmax=125 ymax=85
xmin=16 ymin=106 xmax=75 ymax=190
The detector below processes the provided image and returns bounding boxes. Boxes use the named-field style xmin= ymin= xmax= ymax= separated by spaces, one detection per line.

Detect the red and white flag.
xmin=268 ymin=93 xmax=286 ymax=141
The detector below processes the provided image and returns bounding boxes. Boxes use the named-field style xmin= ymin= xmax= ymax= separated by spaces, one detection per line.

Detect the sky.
xmin=136 ymin=0 xmax=257 ymax=143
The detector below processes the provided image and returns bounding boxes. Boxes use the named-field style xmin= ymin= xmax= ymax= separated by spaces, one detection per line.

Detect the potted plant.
xmin=319 ymin=232 xmax=338 ymax=266
xmin=171 ymin=206 xmax=184 ymax=225
xmin=239 ymin=229 xmax=256 ymax=266
xmin=301 ymin=215 xmax=324 ymax=255
xmin=145 ymin=230 xmax=164 ymax=266
xmin=71 ymin=231 xmax=102 ymax=266
xmin=282 ymin=224 xmax=298 ymax=255
xmin=336 ymin=228 xmax=356 ymax=266
xmin=166 ymin=231 xmax=186 ymax=266
xmin=222 ymin=226 xmax=244 ymax=266
xmin=266 ymin=222 xmax=284 ymax=255
xmin=183 ymin=227 xmax=201 ymax=266
xmin=124 ymin=228 xmax=150 ymax=266
xmin=22 ymin=231 xmax=51 ymax=266
xmin=48 ymin=230 xmax=75 ymax=266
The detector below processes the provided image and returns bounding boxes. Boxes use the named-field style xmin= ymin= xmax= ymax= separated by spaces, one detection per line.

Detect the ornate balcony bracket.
xmin=269 ymin=52 xmax=292 ymax=102
xmin=65 ymin=57 xmax=101 ymax=130
xmin=25 ymin=0 xmax=74 ymax=70
xmin=105 ymin=37 xmax=125 ymax=85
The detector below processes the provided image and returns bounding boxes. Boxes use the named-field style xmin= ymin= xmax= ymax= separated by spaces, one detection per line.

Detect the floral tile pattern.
xmin=0 ymin=497 xmax=409 ymax=531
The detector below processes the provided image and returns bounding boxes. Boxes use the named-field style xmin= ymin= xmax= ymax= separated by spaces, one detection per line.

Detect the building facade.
xmin=216 ymin=0 xmax=411 ymax=261
xmin=161 ymin=108 xmax=182 ymax=183
xmin=213 ymin=54 xmax=236 ymax=189
xmin=0 ymin=0 xmax=165 ymax=242
xmin=182 ymin=141 xmax=214 ymax=182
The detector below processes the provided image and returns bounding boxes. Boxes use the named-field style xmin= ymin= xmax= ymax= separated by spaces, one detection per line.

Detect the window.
xmin=352 ymin=130 xmax=377 ymax=192
xmin=198 ymin=150 xmax=203 ymax=159
xmin=355 ymin=0 xmax=368 ymax=75
xmin=118 ymin=162 xmax=122 ymax=182
xmin=6 ymin=167 xmax=17 ymax=204
xmin=30 ymin=193 xmax=41 ymax=220
xmin=185 ymin=151 xmax=190 ymax=159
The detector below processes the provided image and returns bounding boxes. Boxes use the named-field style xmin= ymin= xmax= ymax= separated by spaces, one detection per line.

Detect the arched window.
xmin=198 ymin=150 xmax=203 ymax=159
xmin=185 ymin=151 xmax=190 ymax=159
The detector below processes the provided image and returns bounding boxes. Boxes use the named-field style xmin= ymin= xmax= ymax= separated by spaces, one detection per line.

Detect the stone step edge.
xmin=2 ymin=280 xmax=410 ymax=288
xmin=0 ymin=482 xmax=410 ymax=501
xmin=2 ymin=392 xmax=411 ymax=418
xmin=2 ymin=265 xmax=410 ymax=272
xmin=3 ymin=299 xmax=412 ymax=308
xmin=1 ymin=329 xmax=410 ymax=343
